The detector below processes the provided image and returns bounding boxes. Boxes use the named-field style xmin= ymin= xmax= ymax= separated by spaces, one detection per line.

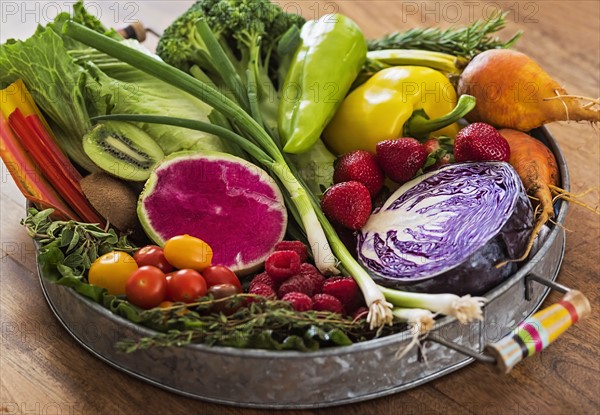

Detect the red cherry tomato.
xmin=167 ymin=269 xmax=207 ymax=303
xmin=133 ymin=245 xmax=173 ymax=273
xmin=202 ymin=265 xmax=242 ymax=291
xmin=126 ymin=266 xmax=167 ymax=309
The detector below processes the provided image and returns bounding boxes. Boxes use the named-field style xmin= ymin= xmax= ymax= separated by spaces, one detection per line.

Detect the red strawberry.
xmin=320 ymin=181 xmax=372 ymax=230
xmin=333 ymin=150 xmax=384 ymax=197
xmin=312 ymin=293 xmax=344 ymax=314
xmin=454 ymin=123 xmax=510 ymax=162
xmin=423 ymin=137 xmax=454 ymax=170
xmin=322 ymin=277 xmax=361 ymax=308
xmin=422 ymin=137 xmax=441 ymax=155
xmin=376 ymin=138 xmax=427 ymax=183
xmin=274 ymin=241 xmax=308 ymax=263
xmin=265 ymin=250 xmax=301 ymax=282
xmin=281 ymin=292 xmax=313 ymax=312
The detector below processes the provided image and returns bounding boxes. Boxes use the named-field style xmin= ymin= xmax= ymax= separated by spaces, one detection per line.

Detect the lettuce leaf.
xmin=0 ymin=25 xmax=98 ymax=171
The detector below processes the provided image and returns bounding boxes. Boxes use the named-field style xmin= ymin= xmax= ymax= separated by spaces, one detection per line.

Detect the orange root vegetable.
xmin=458 ymin=50 xmax=600 ymax=131
xmin=497 ymin=129 xmax=560 ymax=266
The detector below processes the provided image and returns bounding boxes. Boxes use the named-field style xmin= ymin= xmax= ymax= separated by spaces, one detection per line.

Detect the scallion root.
xmin=379 ymin=286 xmax=486 ymax=324
xmin=367 ymin=298 xmax=394 ymax=330
xmin=392 ymin=308 xmax=435 ymax=360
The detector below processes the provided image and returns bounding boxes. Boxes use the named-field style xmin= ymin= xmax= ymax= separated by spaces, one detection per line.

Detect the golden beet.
xmin=458 ymin=50 xmax=599 ymax=131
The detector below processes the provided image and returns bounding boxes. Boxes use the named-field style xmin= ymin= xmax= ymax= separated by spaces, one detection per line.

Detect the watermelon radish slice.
xmin=138 ymin=151 xmax=287 ymax=275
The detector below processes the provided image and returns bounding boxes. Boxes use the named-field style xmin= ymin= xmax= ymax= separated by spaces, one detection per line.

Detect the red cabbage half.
xmin=357 ymin=162 xmax=533 ymax=296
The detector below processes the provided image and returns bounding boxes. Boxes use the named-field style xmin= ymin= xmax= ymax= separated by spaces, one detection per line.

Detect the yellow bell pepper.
xmin=323 ymin=66 xmax=475 ymax=154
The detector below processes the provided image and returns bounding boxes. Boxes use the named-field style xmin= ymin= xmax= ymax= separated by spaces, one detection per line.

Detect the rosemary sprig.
xmin=368 ymin=11 xmax=522 ymax=59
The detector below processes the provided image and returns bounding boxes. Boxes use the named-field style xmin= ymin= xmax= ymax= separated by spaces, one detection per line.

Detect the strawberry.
xmin=422 ymin=137 xmax=441 ymax=155
xmin=322 ymin=277 xmax=361 ymax=308
xmin=423 ymin=137 xmax=454 ymax=171
xmin=376 ymin=138 xmax=427 ymax=183
xmin=333 ymin=150 xmax=384 ymax=197
xmin=454 ymin=123 xmax=510 ymax=162
xmin=320 ymin=181 xmax=372 ymax=230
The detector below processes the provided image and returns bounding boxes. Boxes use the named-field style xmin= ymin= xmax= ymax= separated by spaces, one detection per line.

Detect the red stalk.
xmin=1 ymin=111 xmax=78 ymax=220
xmin=8 ymin=108 xmax=106 ymax=225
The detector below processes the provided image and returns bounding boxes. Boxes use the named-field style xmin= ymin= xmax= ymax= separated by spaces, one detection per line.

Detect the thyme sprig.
xmin=117 ymin=295 xmax=394 ymax=353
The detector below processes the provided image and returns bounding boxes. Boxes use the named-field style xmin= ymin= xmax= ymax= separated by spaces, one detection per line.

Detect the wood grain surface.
xmin=1 ymin=1 xmax=598 ymax=414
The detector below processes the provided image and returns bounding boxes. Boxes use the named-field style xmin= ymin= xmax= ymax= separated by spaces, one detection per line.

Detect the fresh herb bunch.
xmin=368 ymin=11 xmax=522 ymax=59
xmin=117 ymin=297 xmax=387 ymax=353
xmin=22 ymin=208 xmax=135 ymax=277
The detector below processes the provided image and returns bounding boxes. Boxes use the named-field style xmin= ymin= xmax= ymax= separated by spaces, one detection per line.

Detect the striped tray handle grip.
xmin=485 ymin=290 xmax=591 ymax=374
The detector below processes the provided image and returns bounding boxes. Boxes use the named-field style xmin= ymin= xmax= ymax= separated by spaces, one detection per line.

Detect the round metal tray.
xmin=38 ymin=127 xmax=569 ymax=409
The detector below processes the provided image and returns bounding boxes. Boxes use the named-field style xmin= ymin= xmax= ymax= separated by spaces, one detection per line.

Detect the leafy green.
xmin=0 ymin=1 xmax=234 ymax=174
xmin=71 ymin=44 xmax=228 ymax=155
xmin=0 ymin=25 xmax=97 ymax=171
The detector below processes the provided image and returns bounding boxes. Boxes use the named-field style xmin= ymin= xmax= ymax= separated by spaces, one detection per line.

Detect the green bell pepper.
xmin=278 ymin=14 xmax=367 ymax=154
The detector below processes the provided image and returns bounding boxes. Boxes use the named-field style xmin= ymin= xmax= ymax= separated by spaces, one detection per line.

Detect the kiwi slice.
xmin=83 ymin=121 xmax=164 ymax=181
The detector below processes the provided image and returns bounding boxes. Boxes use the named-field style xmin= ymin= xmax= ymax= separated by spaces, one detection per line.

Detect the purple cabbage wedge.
xmin=139 ymin=151 xmax=287 ymax=275
xmin=357 ymin=162 xmax=533 ymax=296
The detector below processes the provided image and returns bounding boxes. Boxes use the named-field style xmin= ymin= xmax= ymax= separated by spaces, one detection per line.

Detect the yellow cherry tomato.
xmin=163 ymin=234 xmax=213 ymax=271
xmin=88 ymin=251 xmax=138 ymax=295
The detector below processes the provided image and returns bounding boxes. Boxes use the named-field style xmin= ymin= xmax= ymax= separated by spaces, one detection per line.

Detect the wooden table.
xmin=1 ymin=1 xmax=598 ymax=414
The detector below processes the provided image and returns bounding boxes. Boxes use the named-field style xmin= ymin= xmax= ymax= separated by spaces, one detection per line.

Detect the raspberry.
xmin=281 ymin=292 xmax=313 ymax=312
xmin=298 ymin=263 xmax=325 ymax=293
xmin=312 ymin=293 xmax=344 ymax=314
xmin=249 ymin=272 xmax=275 ymax=290
xmin=274 ymin=240 xmax=308 ymax=263
xmin=278 ymin=274 xmax=319 ymax=298
xmin=265 ymin=250 xmax=301 ymax=282
xmin=322 ymin=277 xmax=361 ymax=306
xmin=248 ymin=283 xmax=276 ymax=302
xmin=351 ymin=306 xmax=369 ymax=321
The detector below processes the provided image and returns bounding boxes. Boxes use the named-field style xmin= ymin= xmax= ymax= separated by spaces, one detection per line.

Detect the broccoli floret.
xmin=156 ymin=0 xmax=305 ymax=136
xmin=157 ymin=0 xmax=304 ymax=88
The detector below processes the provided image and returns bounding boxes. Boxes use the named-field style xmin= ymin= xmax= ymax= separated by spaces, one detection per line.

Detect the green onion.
xmin=381 ymin=286 xmax=485 ymax=324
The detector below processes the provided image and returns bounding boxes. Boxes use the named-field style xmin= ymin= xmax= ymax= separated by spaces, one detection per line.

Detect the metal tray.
xmin=38 ymin=127 xmax=569 ymax=409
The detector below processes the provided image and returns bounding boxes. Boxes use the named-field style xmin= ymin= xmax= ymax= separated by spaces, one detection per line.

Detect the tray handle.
xmin=484 ymin=288 xmax=590 ymax=374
